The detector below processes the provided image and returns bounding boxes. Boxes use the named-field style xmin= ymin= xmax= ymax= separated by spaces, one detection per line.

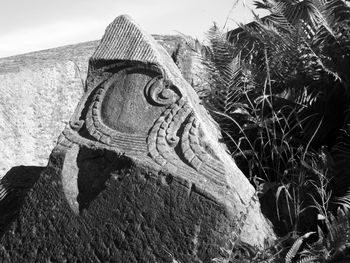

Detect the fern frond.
xmin=295 ymin=255 xmax=319 ymax=263
xmin=254 ymin=0 xmax=273 ymax=10
xmin=329 ymin=242 xmax=350 ymax=262
xmin=285 ymin=232 xmax=315 ymax=263
xmin=333 ymin=188 xmax=350 ymax=210
xmin=285 ymin=237 xmax=304 ymax=263
xmin=326 ymin=208 xmax=350 ymax=244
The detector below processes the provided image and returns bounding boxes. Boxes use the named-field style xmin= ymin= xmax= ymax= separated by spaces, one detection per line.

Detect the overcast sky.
xmin=0 ymin=0 xmax=268 ymax=58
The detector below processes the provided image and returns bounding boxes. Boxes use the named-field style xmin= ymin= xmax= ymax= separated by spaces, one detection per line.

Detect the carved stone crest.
xmin=0 ymin=15 xmax=274 ymax=262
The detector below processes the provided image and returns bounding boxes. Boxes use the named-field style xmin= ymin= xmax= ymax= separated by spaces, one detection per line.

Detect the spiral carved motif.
xmin=144 ymin=76 xmax=180 ymax=106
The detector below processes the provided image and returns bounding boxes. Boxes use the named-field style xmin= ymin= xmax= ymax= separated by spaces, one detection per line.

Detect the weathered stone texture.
xmin=0 ymin=15 xmax=275 ymax=262
xmin=0 ymin=150 xmax=235 ymax=263
xmin=0 ymin=36 xmax=192 ymax=176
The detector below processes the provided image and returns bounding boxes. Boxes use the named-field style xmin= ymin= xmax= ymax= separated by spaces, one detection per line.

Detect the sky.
xmin=0 ymin=0 xmax=268 ymax=58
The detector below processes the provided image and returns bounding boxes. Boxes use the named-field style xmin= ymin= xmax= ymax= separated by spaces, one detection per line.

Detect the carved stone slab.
xmin=0 ymin=15 xmax=274 ymax=262
xmin=0 ymin=36 xmax=193 ymax=177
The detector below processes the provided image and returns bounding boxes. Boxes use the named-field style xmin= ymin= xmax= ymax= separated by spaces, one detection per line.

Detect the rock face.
xmin=0 ymin=15 xmax=275 ymax=262
xmin=0 ymin=36 xmax=192 ymax=177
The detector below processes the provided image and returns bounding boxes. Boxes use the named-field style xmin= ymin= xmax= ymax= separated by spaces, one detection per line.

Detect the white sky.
xmin=0 ymin=0 xmax=268 ymax=58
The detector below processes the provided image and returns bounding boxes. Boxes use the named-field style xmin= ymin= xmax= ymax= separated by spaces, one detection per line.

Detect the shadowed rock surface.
xmin=0 ymin=15 xmax=275 ymax=262
xmin=0 ymin=35 xmax=193 ymax=176
xmin=0 ymin=166 xmax=43 ymax=234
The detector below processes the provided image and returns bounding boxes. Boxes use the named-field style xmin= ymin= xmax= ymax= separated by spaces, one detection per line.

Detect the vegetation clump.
xmin=186 ymin=0 xmax=350 ymax=261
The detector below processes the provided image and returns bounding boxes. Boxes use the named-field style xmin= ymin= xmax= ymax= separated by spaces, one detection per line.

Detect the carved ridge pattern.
xmin=69 ymin=60 xmax=225 ymax=178
xmin=181 ymin=112 xmax=226 ymax=177
xmin=83 ymin=64 xmax=167 ymax=153
xmin=148 ymin=98 xmax=226 ymax=177
xmin=147 ymin=98 xmax=192 ymax=172
xmin=57 ymin=132 xmax=74 ymax=149
xmin=181 ymin=114 xmax=209 ymax=171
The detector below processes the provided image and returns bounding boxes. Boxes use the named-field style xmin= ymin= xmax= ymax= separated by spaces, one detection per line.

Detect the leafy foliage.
xmin=189 ymin=0 xmax=350 ymax=234
xmin=212 ymin=208 xmax=350 ymax=262
xmin=185 ymin=0 xmax=350 ymax=261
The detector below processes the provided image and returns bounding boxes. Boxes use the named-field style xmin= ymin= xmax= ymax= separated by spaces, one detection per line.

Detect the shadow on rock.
xmin=0 ymin=166 xmax=44 ymax=236
xmin=76 ymin=147 xmax=132 ymax=212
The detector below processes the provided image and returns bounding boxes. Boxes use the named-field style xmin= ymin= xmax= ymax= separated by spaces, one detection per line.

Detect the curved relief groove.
xmin=80 ymin=61 xmax=225 ymax=178
xmin=181 ymin=115 xmax=205 ymax=171
xmin=86 ymin=64 xmax=181 ymax=144
xmin=147 ymin=98 xmax=226 ymax=178
xmin=144 ymin=75 xmax=180 ymax=106
xmin=181 ymin=117 xmax=226 ymax=177
xmin=147 ymin=99 xmax=191 ymax=172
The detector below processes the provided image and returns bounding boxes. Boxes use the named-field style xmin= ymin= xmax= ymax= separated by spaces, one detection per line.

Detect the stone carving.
xmin=56 ymin=45 xmax=225 ymax=182
xmin=0 ymin=36 xmax=193 ymax=177
xmin=61 ymin=58 xmax=226 ymax=184
xmin=0 ymin=15 xmax=275 ymax=262
xmin=56 ymin=12 xmax=272 ymax=230
xmin=57 ymin=43 xmax=226 ymax=183
xmin=147 ymin=97 xmax=225 ymax=178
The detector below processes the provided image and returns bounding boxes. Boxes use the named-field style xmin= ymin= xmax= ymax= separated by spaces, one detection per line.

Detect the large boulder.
xmin=0 ymin=36 xmax=193 ymax=176
xmin=0 ymin=15 xmax=275 ymax=262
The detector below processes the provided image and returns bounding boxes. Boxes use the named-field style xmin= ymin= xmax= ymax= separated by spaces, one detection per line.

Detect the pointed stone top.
xmin=91 ymin=15 xmax=156 ymax=63
xmin=90 ymin=15 xmax=175 ymax=72
xmin=89 ymin=14 xmax=194 ymax=106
